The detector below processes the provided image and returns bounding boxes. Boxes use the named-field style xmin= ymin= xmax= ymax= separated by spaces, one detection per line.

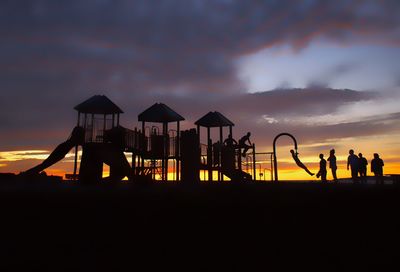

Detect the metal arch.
xmin=273 ymin=133 xmax=298 ymax=182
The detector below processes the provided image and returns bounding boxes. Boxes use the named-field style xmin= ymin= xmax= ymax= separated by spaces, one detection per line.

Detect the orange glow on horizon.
xmin=1 ymin=132 xmax=400 ymax=181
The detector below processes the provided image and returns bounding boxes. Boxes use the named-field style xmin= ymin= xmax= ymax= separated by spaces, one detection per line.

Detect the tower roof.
xmin=195 ymin=111 xmax=234 ymax=127
xmin=74 ymin=95 xmax=123 ymax=114
xmin=138 ymin=103 xmax=185 ymax=123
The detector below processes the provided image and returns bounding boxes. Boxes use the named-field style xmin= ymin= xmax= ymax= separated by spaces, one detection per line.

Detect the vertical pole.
xmin=117 ymin=114 xmax=120 ymax=126
xmin=197 ymin=125 xmax=201 ymax=182
xmin=207 ymin=127 xmax=211 ymax=182
xmin=164 ymin=123 xmax=168 ymax=181
xmin=197 ymin=125 xmax=200 ymax=146
xmin=133 ymin=127 xmax=137 ymax=175
xmin=252 ymin=144 xmax=256 ymax=181
xmin=219 ymin=126 xmax=223 ymax=182
xmin=132 ymin=153 xmax=136 ymax=175
xmin=112 ymin=114 xmax=115 ymax=127
xmin=269 ymin=154 xmax=274 ymax=181
xmin=176 ymin=121 xmax=180 ymax=182
xmin=238 ymin=148 xmax=242 ymax=171
xmin=103 ymin=114 xmax=106 ymax=143
xmin=273 ymin=152 xmax=278 ymax=182
xmin=161 ymin=124 xmax=164 ymax=181
xmin=141 ymin=121 xmax=145 ymax=173
xmin=73 ymin=112 xmax=80 ymax=180
xmin=91 ymin=113 xmax=94 ymax=142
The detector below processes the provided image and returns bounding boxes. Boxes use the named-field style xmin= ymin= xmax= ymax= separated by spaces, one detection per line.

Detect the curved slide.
xmin=24 ymin=127 xmax=84 ymax=175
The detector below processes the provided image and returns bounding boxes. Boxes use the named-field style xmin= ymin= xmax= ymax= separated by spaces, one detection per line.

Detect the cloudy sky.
xmin=1 ymin=0 xmax=400 ymax=180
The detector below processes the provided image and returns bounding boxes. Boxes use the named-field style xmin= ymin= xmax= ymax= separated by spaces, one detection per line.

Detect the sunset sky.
xmin=1 ymin=0 xmax=400 ymax=180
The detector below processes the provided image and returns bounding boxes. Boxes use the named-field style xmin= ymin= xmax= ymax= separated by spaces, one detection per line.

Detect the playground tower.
xmin=137 ymin=103 xmax=184 ymax=181
xmin=73 ymin=95 xmax=131 ymax=182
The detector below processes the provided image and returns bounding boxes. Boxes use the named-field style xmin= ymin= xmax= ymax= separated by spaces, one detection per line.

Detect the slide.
xmin=222 ymin=168 xmax=252 ymax=182
xmin=101 ymin=145 xmax=133 ymax=182
xmin=23 ymin=126 xmax=84 ymax=175
xmin=221 ymin=145 xmax=252 ymax=182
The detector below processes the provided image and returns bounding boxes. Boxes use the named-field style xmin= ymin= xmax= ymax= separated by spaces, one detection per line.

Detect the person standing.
xmin=347 ymin=149 xmax=359 ymax=183
xmin=358 ymin=153 xmax=368 ymax=184
xmin=371 ymin=153 xmax=384 ymax=185
xmin=327 ymin=149 xmax=338 ymax=182
xmin=238 ymin=132 xmax=252 ymax=157
xmin=316 ymin=154 xmax=327 ymax=183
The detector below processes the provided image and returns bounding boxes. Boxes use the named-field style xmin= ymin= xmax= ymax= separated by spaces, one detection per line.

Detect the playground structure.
xmin=25 ymin=95 xmax=304 ymax=183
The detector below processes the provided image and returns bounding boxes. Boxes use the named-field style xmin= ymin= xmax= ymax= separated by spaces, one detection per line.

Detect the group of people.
xmin=346 ymin=149 xmax=385 ymax=184
xmin=220 ymin=132 xmax=386 ymax=184
xmin=292 ymin=149 xmax=385 ymax=184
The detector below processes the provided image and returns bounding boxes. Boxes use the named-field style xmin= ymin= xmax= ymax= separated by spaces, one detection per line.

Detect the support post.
xmin=73 ymin=112 xmax=81 ymax=180
xmin=91 ymin=113 xmax=94 ymax=142
xmin=163 ymin=122 xmax=168 ymax=181
xmin=103 ymin=114 xmax=106 ymax=143
xmin=252 ymin=144 xmax=256 ymax=181
xmin=207 ymin=127 xmax=211 ymax=182
xmin=273 ymin=133 xmax=298 ymax=182
xmin=219 ymin=126 xmax=223 ymax=181
xmin=176 ymin=121 xmax=180 ymax=182
xmin=141 ymin=122 xmax=145 ymax=173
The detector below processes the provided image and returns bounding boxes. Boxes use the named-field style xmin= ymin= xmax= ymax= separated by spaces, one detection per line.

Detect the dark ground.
xmin=0 ymin=177 xmax=399 ymax=271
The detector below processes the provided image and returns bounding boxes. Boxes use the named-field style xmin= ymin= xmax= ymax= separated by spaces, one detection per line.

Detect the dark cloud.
xmin=1 ymin=0 xmax=400 ymax=151
xmin=1 ymin=0 xmax=399 ymax=95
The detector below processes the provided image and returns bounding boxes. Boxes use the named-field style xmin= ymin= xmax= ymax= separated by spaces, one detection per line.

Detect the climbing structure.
xmin=24 ymin=95 xmax=276 ymax=183
xmin=25 ymin=95 xmax=134 ymax=183
xmin=194 ymin=111 xmax=255 ymax=182
xmin=73 ymin=95 xmax=132 ymax=182
xmin=136 ymin=103 xmax=184 ymax=181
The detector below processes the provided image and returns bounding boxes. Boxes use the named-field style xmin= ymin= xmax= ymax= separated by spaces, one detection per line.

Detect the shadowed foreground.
xmin=1 ymin=179 xmax=399 ymax=270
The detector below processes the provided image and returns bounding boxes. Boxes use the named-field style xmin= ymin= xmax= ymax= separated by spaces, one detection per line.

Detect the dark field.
xmin=1 ymin=178 xmax=399 ymax=271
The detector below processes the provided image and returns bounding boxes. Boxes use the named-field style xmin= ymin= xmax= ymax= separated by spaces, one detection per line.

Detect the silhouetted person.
xmin=347 ymin=149 xmax=359 ymax=183
xmin=290 ymin=149 xmax=314 ymax=176
xmin=238 ymin=132 xmax=252 ymax=157
xmin=327 ymin=149 xmax=338 ymax=182
xmin=358 ymin=153 xmax=368 ymax=184
xmin=316 ymin=154 xmax=327 ymax=182
xmin=213 ymin=141 xmax=222 ymax=166
xmin=223 ymin=134 xmax=237 ymax=148
xmin=371 ymin=153 xmax=384 ymax=185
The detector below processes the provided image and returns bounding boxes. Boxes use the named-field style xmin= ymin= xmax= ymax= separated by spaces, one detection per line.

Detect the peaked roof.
xmin=74 ymin=95 xmax=123 ymax=114
xmin=138 ymin=103 xmax=185 ymax=123
xmin=195 ymin=111 xmax=234 ymax=127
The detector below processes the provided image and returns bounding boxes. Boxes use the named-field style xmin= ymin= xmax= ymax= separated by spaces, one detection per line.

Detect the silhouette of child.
xmin=316 ymin=153 xmax=327 ymax=182
xmin=290 ymin=149 xmax=314 ymax=176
